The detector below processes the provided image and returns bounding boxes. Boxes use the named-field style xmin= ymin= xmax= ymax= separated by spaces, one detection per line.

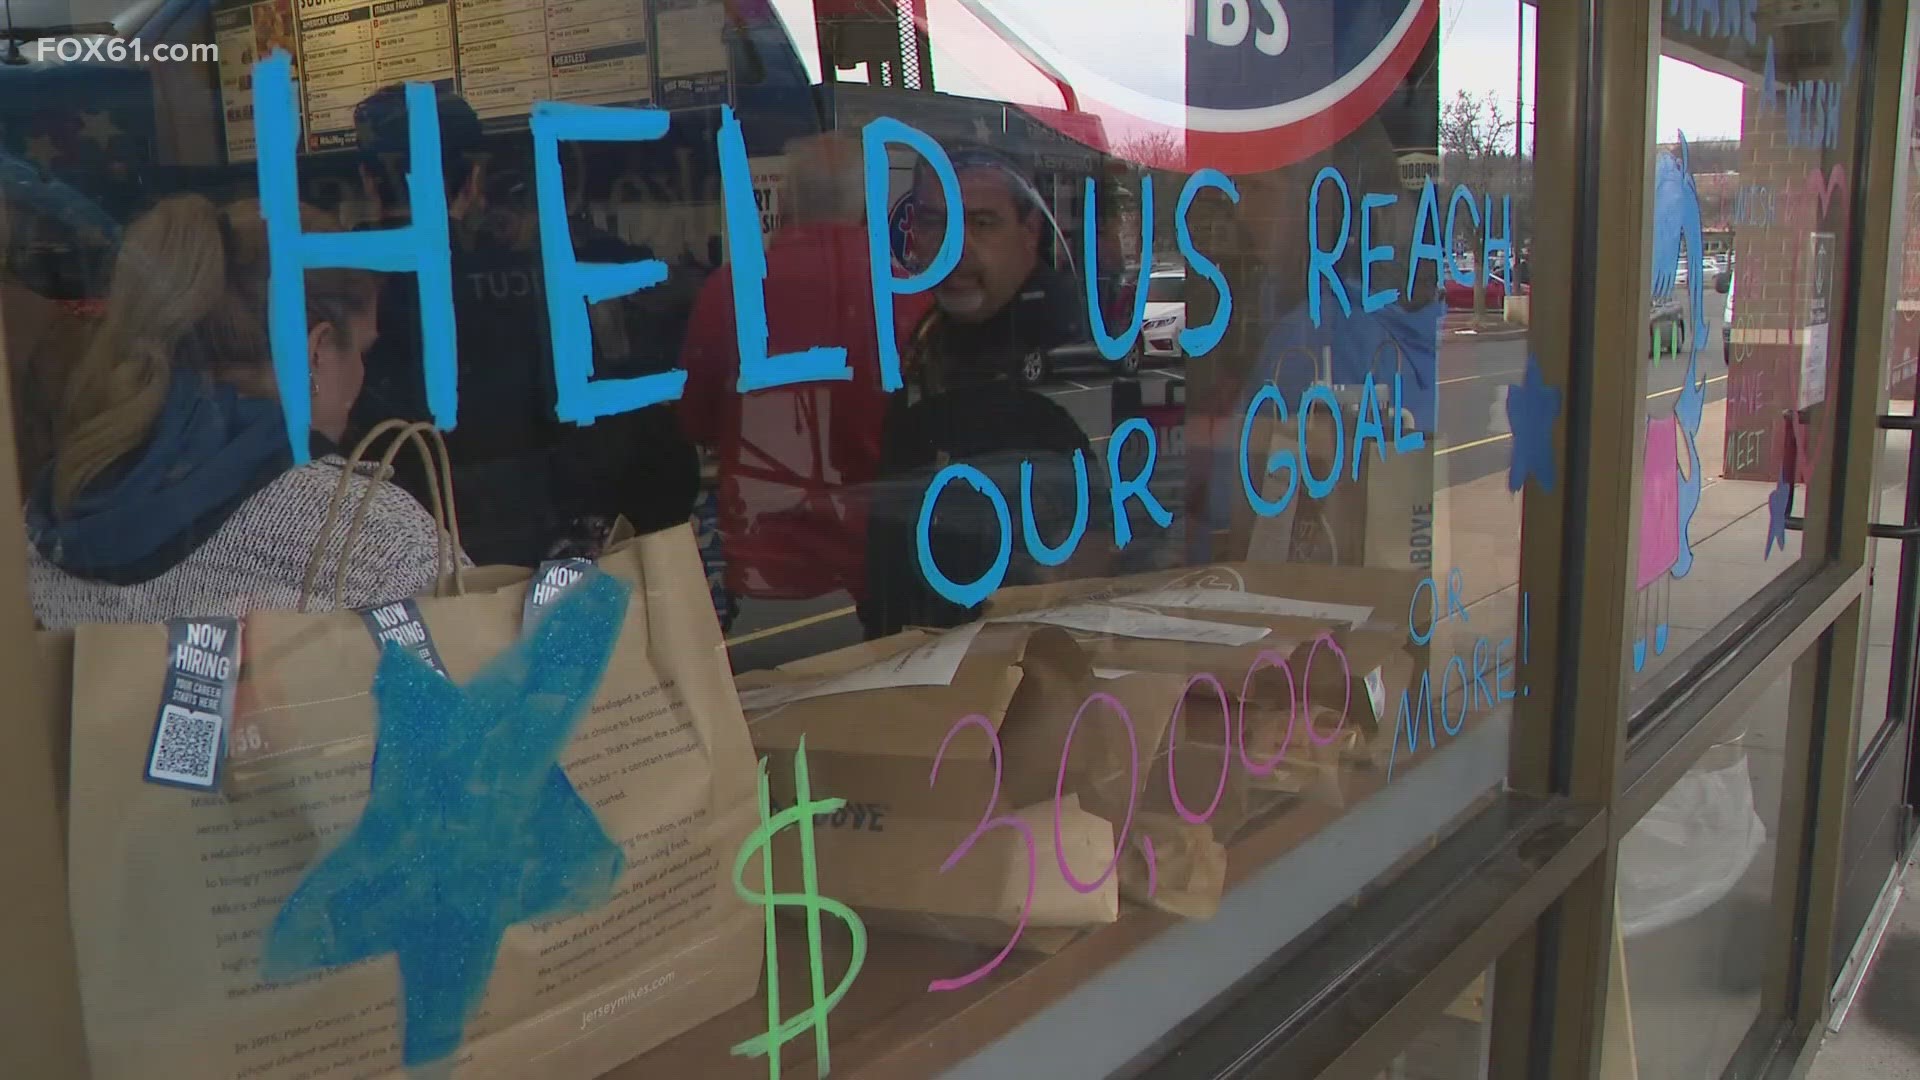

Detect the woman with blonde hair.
xmin=26 ymin=194 xmax=460 ymax=628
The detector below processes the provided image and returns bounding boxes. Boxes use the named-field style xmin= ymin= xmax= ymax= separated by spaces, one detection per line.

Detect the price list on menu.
xmin=453 ymin=0 xmax=549 ymax=119
xmin=217 ymin=0 xmax=731 ymax=162
xmin=459 ymin=0 xmax=654 ymax=118
xmin=544 ymin=0 xmax=653 ymax=108
xmin=299 ymin=0 xmax=457 ymax=150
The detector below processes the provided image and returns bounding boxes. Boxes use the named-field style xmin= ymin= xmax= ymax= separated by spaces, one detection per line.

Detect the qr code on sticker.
xmin=150 ymin=705 xmax=221 ymax=785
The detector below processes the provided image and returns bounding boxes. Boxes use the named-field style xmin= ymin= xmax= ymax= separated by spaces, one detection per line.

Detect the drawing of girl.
xmin=1634 ymin=135 xmax=1709 ymax=671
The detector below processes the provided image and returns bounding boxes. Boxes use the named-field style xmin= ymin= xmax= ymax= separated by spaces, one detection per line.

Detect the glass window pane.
xmin=1371 ymin=974 xmax=1493 ymax=1080
xmin=1618 ymin=658 xmax=1799 ymax=1076
xmin=1858 ymin=70 xmax=1920 ymax=762
xmin=1 ymin=1 xmax=1559 ymax=1077
xmin=1628 ymin=4 xmax=1872 ymax=690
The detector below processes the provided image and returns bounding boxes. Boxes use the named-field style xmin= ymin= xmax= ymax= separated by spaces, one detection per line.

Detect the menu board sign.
xmin=216 ymin=0 xmax=729 ymax=157
xmin=300 ymin=0 xmax=458 ymax=150
xmin=456 ymin=0 xmax=551 ymax=118
xmin=654 ymin=0 xmax=726 ymax=109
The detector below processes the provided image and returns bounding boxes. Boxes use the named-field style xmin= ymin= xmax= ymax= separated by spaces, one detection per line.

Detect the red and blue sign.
xmin=959 ymin=0 xmax=1436 ymax=174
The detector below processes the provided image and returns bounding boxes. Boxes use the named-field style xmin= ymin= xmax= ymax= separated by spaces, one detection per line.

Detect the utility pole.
xmin=1515 ymin=0 xmax=1526 ymax=165
xmin=1514 ymin=0 xmax=1526 ymax=286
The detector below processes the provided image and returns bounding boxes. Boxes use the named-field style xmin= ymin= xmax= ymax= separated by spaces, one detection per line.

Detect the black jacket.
xmin=351 ymin=220 xmax=698 ymax=566
xmin=858 ymin=276 xmax=1100 ymax=639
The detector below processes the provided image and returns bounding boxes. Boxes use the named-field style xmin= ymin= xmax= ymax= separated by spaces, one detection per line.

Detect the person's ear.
xmin=448 ymin=161 xmax=486 ymax=221
xmin=307 ymin=320 xmax=339 ymax=371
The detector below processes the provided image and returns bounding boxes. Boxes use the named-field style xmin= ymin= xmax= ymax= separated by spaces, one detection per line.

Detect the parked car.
xmin=1651 ymin=292 xmax=1689 ymax=355
xmin=1012 ymin=269 xmax=1144 ymax=387
xmin=1020 ymin=337 xmax=1142 ymax=385
xmin=1443 ymin=270 xmax=1528 ymax=311
xmin=1141 ymin=268 xmax=1185 ymax=358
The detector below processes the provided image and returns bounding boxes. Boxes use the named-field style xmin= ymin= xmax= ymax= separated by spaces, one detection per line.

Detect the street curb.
xmin=1447 ymin=326 xmax=1530 ymax=340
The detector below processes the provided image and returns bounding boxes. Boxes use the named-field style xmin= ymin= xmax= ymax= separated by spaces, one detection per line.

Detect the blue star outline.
xmin=263 ymin=571 xmax=631 ymax=1069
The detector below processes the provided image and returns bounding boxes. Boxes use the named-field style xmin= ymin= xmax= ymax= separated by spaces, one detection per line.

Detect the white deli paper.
xmin=1115 ymin=587 xmax=1372 ymax=629
xmin=992 ymin=604 xmax=1273 ymax=646
xmin=736 ymin=623 xmax=986 ymax=713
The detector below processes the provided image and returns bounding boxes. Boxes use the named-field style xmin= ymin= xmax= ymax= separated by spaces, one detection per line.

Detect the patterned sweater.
xmin=31 ymin=456 xmax=467 ymax=629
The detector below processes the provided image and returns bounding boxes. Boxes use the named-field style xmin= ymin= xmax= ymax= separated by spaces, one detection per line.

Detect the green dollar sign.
xmin=730 ymin=737 xmax=868 ymax=1079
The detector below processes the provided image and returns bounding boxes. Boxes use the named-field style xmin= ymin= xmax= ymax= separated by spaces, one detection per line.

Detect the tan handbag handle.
xmin=302 ymin=420 xmax=445 ymax=611
xmin=303 ymin=419 xmax=421 ymax=611
xmin=330 ymin=422 xmax=465 ymax=605
xmin=299 ymin=421 xmax=464 ymax=611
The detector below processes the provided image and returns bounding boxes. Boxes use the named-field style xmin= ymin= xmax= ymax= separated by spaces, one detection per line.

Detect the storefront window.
xmin=1627 ymin=0 xmax=1872 ymax=691
xmin=1617 ymin=658 xmax=1799 ymax=1076
xmin=2 ymin=1 xmax=1560 ymax=1077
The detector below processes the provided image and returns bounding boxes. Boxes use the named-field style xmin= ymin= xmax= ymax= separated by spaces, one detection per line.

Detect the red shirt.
xmin=679 ymin=221 xmax=930 ymax=601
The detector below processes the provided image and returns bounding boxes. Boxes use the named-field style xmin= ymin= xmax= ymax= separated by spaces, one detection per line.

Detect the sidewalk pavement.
xmin=1810 ymin=861 xmax=1920 ymax=1080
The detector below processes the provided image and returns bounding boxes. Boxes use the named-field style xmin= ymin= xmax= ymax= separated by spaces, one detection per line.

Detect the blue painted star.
xmin=264 ymin=572 xmax=631 ymax=1069
xmin=1766 ymin=478 xmax=1793 ymax=559
xmin=1505 ymin=353 xmax=1562 ymax=493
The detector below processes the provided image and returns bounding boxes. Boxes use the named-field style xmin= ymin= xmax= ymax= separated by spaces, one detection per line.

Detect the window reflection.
xmin=0 ymin=1 xmax=1553 ymax=1077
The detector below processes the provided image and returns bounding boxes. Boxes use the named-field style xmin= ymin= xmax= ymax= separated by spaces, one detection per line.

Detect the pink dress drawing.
xmin=1637 ymin=415 xmax=1682 ymax=591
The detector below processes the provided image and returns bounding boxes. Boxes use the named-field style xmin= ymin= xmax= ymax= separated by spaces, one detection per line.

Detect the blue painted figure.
xmin=264 ymin=572 xmax=630 ymax=1070
xmin=1633 ymin=135 xmax=1710 ymax=672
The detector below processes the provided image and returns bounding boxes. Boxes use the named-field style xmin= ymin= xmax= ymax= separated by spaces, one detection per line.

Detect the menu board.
xmin=218 ymin=0 xmax=730 ymax=159
xmin=214 ymin=0 xmax=303 ymax=162
xmin=653 ymin=0 xmax=726 ymax=109
xmin=299 ymin=0 xmax=459 ymax=150
xmin=455 ymin=0 xmax=551 ymax=119
xmin=545 ymin=0 xmax=654 ymax=107
xmin=456 ymin=0 xmax=659 ymax=121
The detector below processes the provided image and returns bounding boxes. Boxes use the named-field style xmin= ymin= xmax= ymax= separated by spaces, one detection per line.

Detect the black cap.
xmin=353 ymin=83 xmax=485 ymax=164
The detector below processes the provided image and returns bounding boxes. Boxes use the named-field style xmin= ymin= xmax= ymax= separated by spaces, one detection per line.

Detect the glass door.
xmin=1830 ymin=69 xmax=1920 ymax=1012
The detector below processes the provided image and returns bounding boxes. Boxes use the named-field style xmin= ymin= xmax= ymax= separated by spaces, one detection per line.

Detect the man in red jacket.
xmin=678 ymin=132 xmax=931 ymax=605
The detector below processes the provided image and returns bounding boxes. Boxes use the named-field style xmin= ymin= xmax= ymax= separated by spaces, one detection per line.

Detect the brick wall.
xmin=1721 ymin=61 xmax=1854 ymax=481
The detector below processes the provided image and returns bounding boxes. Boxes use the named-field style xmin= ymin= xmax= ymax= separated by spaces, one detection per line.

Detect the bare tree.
xmin=1112 ymin=130 xmax=1186 ymax=172
xmin=1440 ymin=89 xmax=1516 ymax=164
xmin=1439 ymin=90 xmax=1518 ymax=327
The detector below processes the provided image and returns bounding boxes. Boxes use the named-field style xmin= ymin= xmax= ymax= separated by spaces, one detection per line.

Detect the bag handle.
xmin=1371 ymin=338 xmax=1427 ymax=390
xmin=332 ymin=422 xmax=465 ymax=604
xmin=299 ymin=420 xmax=465 ymax=612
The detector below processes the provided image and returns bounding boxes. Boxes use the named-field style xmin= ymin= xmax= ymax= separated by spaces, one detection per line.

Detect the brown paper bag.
xmin=744 ymin=623 xmax=1109 ymax=820
xmin=65 ymin=525 xmax=763 ymax=1080
xmin=36 ymin=629 xmax=73 ymax=816
xmin=767 ymin=795 xmax=1119 ymax=945
xmin=987 ymin=571 xmax=1418 ymax=773
xmin=1119 ymin=812 xmax=1228 ymax=919
xmin=1230 ymin=382 xmax=1448 ymax=575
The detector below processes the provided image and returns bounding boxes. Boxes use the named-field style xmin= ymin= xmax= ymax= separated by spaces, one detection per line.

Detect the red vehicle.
xmin=1443 ymin=270 xmax=1528 ymax=310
